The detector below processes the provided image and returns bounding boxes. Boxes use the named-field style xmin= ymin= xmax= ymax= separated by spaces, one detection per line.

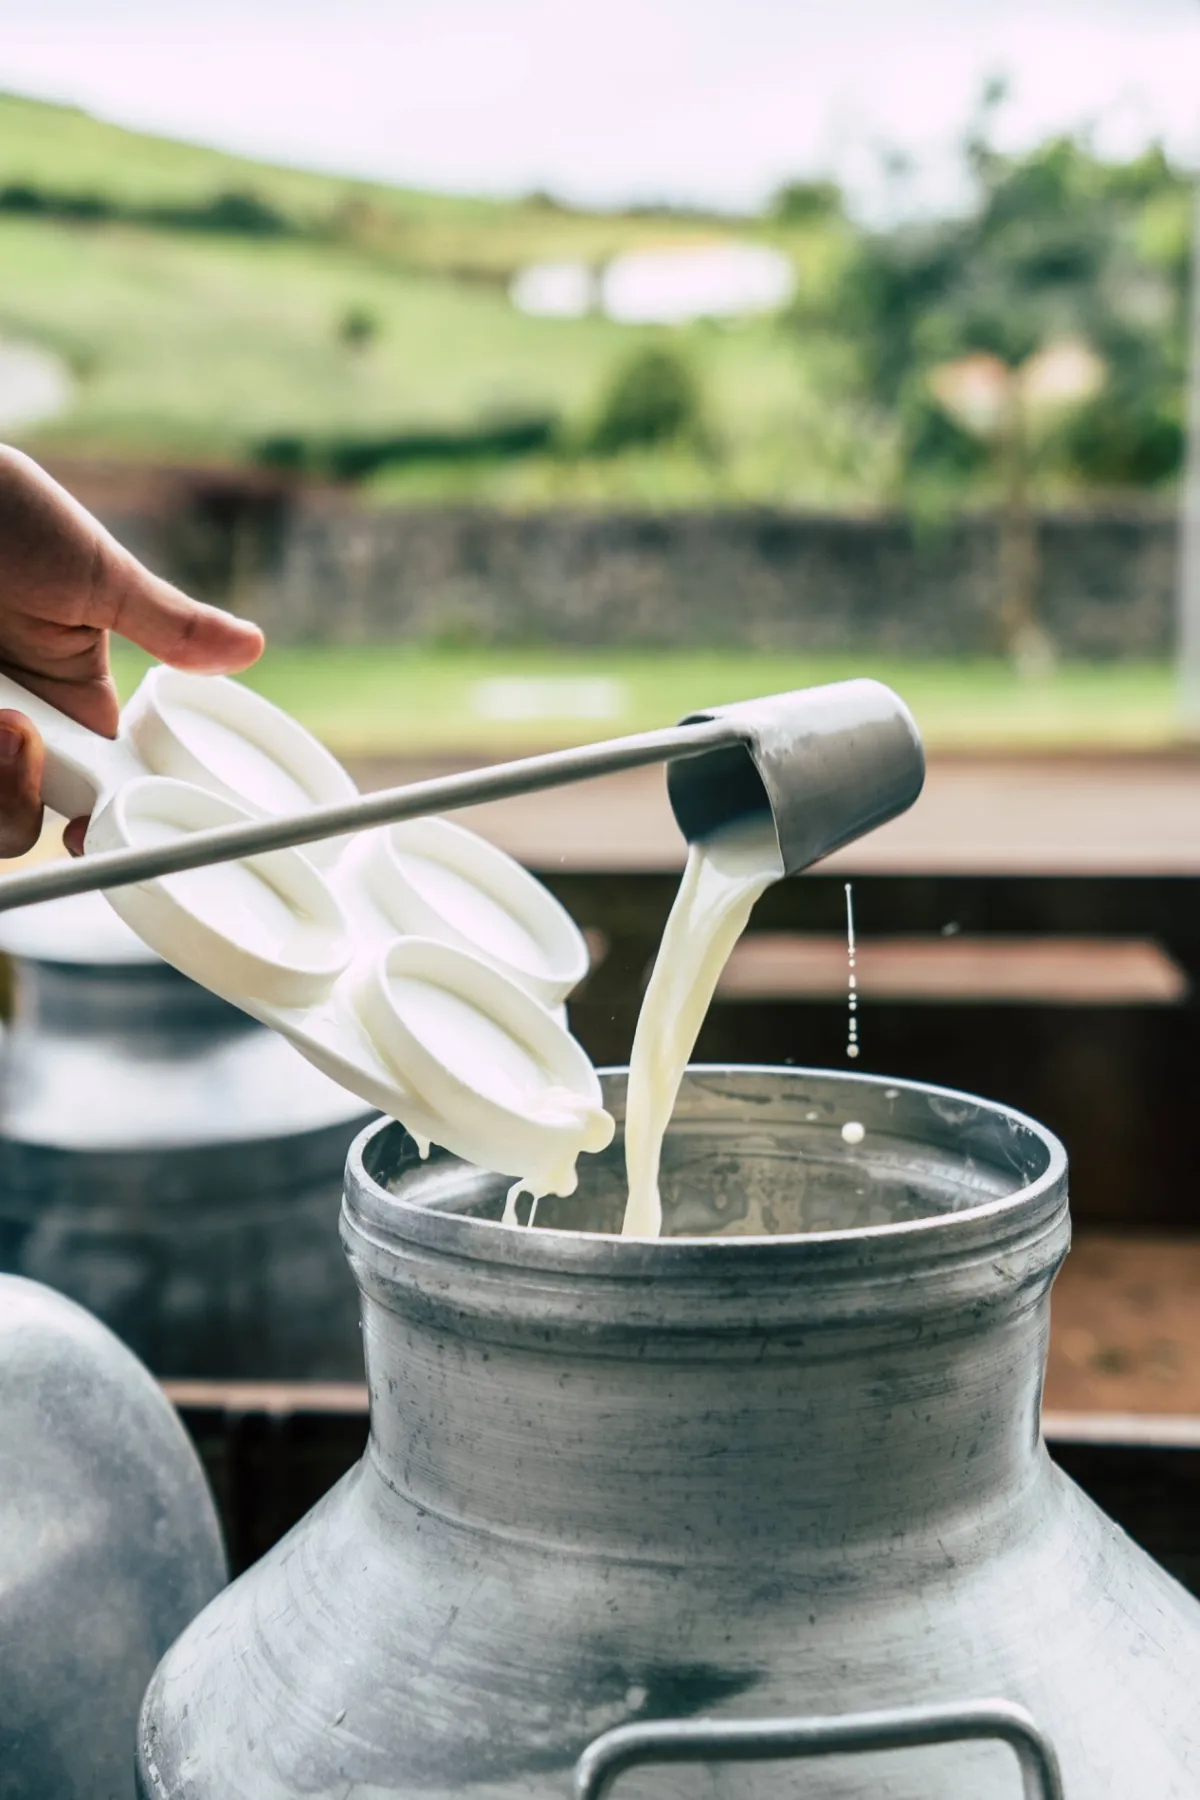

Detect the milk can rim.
xmin=343 ymin=1064 xmax=1068 ymax=1274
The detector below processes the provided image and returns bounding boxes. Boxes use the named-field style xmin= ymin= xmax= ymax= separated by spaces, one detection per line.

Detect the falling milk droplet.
xmin=844 ymin=881 xmax=860 ymax=1063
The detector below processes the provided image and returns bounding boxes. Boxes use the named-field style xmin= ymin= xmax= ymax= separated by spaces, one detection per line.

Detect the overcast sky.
xmin=2 ymin=0 xmax=1198 ymax=216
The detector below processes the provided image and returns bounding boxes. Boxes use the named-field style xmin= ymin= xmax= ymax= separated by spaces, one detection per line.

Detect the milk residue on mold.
xmin=383 ymin=971 xmax=612 ymax=1204
xmin=621 ymin=816 xmax=783 ymax=1238
xmin=501 ymin=1077 xmax=615 ymax=1223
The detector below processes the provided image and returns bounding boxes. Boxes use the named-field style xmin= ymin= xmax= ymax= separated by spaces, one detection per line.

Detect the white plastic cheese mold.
xmin=0 ymin=666 xmax=611 ymax=1196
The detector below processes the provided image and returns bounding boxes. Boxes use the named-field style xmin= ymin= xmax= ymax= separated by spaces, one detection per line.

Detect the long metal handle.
xmin=0 ymin=717 xmax=740 ymax=916
xmin=574 ymin=1698 xmax=1064 ymax=1800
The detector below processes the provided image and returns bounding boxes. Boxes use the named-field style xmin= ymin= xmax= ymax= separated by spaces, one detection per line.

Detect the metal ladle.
xmin=0 ymin=676 xmax=923 ymax=914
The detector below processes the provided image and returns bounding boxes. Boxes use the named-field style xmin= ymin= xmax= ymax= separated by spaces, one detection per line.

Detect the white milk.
xmin=845 ymin=880 xmax=860 ymax=1060
xmin=621 ymin=817 xmax=783 ymax=1238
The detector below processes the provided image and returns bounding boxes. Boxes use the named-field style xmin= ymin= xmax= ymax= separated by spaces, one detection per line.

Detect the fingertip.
xmin=0 ymin=708 xmax=42 ymax=770
xmin=224 ymin=614 xmax=267 ymax=671
xmin=0 ymin=709 xmax=44 ymax=860
xmin=165 ymin=601 xmax=266 ymax=675
xmin=109 ymin=553 xmax=267 ymax=674
xmin=63 ymin=817 xmax=89 ymax=857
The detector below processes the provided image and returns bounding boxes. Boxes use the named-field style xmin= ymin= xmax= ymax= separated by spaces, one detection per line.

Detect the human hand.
xmin=0 ymin=447 xmax=264 ymax=858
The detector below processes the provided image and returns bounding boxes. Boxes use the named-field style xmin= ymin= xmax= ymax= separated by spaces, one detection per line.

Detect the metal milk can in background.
xmin=0 ymin=891 xmax=373 ymax=1378
xmin=137 ymin=1067 xmax=1200 ymax=1799
xmin=0 ymin=1273 xmax=226 ymax=1799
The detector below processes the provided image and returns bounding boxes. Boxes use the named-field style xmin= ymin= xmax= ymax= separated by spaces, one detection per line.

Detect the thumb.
xmin=104 ymin=544 xmax=265 ymax=674
xmin=0 ymin=711 xmax=45 ymax=860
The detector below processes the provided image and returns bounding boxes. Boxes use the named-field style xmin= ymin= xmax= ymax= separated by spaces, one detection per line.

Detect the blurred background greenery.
xmin=104 ymin=641 xmax=1173 ymax=756
xmin=1 ymin=87 xmax=1189 ymax=516
xmin=1 ymin=37 xmax=1197 ymax=754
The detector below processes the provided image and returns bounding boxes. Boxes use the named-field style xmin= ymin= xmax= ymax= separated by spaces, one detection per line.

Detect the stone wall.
xmin=65 ymin=462 xmax=1176 ymax=656
xmin=249 ymin=505 xmax=1178 ymax=657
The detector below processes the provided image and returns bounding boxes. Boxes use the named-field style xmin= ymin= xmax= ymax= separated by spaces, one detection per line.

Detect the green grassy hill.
xmin=0 ymin=92 xmax=795 ymax=274
xmin=0 ymin=94 xmax=878 ymax=504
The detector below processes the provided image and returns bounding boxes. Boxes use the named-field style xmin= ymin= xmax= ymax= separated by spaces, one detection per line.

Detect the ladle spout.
xmin=666 ymin=678 xmax=924 ymax=875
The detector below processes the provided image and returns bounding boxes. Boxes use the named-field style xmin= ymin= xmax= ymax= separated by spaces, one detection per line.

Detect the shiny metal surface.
xmin=666 ymin=679 xmax=925 ymax=874
xmin=575 ymin=1700 xmax=1064 ymax=1800
xmin=0 ymin=681 xmax=922 ymax=911
xmin=0 ymin=1273 xmax=226 ymax=1798
xmin=0 ymin=891 xmax=372 ymax=1377
xmin=137 ymin=1068 xmax=1200 ymax=1798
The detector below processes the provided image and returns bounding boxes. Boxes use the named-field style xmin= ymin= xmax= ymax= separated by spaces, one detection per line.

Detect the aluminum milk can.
xmin=0 ymin=891 xmax=372 ymax=1377
xmin=137 ymin=1067 xmax=1200 ymax=1798
xmin=1 ymin=1273 xmax=226 ymax=1798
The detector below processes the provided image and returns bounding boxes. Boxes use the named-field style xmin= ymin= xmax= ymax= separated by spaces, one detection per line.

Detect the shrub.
xmin=337 ymin=305 xmax=380 ymax=351
xmin=771 ymin=179 xmax=844 ymax=226
xmin=253 ymin=414 xmax=559 ymax=481
xmin=162 ymin=189 xmax=289 ymax=237
xmin=0 ymin=181 xmax=291 ymax=237
xmin=589 ymin=346 xmax=702 ymax=455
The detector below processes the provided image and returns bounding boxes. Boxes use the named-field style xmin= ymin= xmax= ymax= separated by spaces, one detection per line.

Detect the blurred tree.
xmin=928 ymin=342 xmax=1104 ymax=665
xmin=836 ymin=93 xmax=1189 ymax=660
xmin=179 ymin=189 xmax=289 ymax=236
xmin=337 ymin=305 xmax=380 ymax=352
xmin=771 ymin=179 xmax=845 ymax=226
xmin=589 ymin=345 xmax=703 ymax=455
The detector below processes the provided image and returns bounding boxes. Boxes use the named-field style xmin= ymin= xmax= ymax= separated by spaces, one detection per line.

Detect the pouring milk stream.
xmin=617 ymin=676 xmax=926 ymax=1234
xmin=621 ymin=818 xmax=783 ymax=1237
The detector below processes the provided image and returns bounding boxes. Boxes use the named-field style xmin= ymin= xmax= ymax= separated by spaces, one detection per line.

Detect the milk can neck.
xmin=346 ymin=1185 xmax=1068 ymax=1559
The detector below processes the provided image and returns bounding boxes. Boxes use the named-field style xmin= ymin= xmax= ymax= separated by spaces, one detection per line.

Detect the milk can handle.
xmin=573 ymin=1696 xmax=1064 ymax=1800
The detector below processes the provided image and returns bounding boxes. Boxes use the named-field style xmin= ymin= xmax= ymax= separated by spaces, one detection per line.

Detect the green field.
xmin=0 ymin=93 xmax=810 ymax=273
xmin=108 ymin=643 xmax=1180 ymax=756
xmin=0 ymin=96 xmax=879 ymax=505
xmin=0 ymin=212 xmax=874 ymax=504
